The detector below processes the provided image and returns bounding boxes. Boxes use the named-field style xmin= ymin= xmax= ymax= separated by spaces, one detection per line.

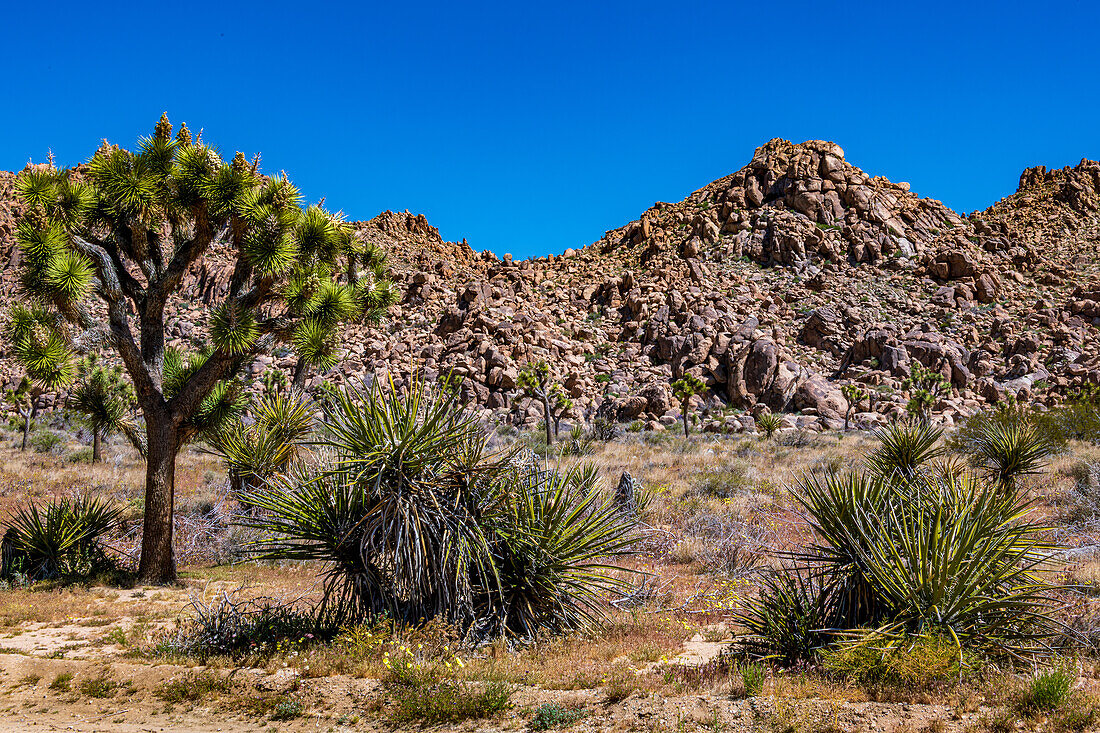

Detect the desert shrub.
xmin=158 ymin=591 xmax=340 ymax=660
xmin=821 ymin=635 xmax=975 ymax=689
xmin=66 ymin=447 xmax=94 ymax=463
xmin=270 ymin=699 xmax=303 ymax=721
xmin=530 ymin=703 xmax=586 ymax=730
xmin=1017 ymin=664 xmax=1076 ymax=713
xmin=29 ymin=429 xmax=63 ymax=454
xmin=2 ymin=494 xmax=124 ymax=581
xmin=78 ymin=672 xmax=119 ymax=698
xmin=239 ymin=378 xmax=637 ymax=639
xmin=680 ymin=514 xmax=763 ymax=576
xmin=384 ymin=649 xmax=512 ymax=724
xmin=589 ymin=415 xmax=619 ymax=442
xmin=1059 ymin=462 xmax=1100 ymax=526
xmin=661 ymin=651 xmax=738 ymax=692
xmin=692 ymin=462 xmax=755 ymax=498
xmin=735 ymin=662 xmax=765 ymax=697
xmin=50 ymin=672 xmax=73 ymax=691
xmin=1034 ymin=388 xmax=1100 ymax=444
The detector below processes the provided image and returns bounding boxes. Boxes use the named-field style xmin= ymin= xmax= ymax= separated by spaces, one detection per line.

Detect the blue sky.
xmin=2 ymin=1 xmax=1098 ymax=258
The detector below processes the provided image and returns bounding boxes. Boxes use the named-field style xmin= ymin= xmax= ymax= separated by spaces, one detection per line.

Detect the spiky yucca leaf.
xmin=50 ymin=178 xmax=97 ymax=229
xmin=14 ymin=325 xmax=74 ymax=390
xmin=304 ymin=280 xmax=359 ymax=326
xmin=46 ymin=249 xmax=95 ymax=303
xmin=487 ymin=462 xmax=636 ymax=637
xmin=292 ymin=319 xmax=340 ymax=371
xmin=786 ymin=466 xmax=1063 ymax=660
xmin=15 ymin=220 xmax=66 ymax=265
xmin=242 ymin=379 xmax=500 ymax=623
xmin=3 ymin=494 xmax=124 ymax=581
xmin=964 ymin=420 xmax=1059 ymax=491
xmin=731 ymin=566 xmax=838 ymax=664
xmin=865 ymin=422 xmax=945 ymax=479
xmin=16 ymin=168 xmax=57 ymax=209
xmin=295 ymin=205 xmax=339 ymax=260
xmin=242 ymin=227 xmax=298 ymax=275
xmin=209 ymin=388 xmax=314 ymax=497
xmin=209 ymin=302 xmax=260 ymax=356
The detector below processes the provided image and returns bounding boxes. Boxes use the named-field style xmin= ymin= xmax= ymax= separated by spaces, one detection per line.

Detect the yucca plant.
xmin=240 ymin=378 xmax=506 ymax=623
xmin=209 ymin=388 xmax=313 ymax=503
xmin=7 ymin=115 xmax=396 ymax=582
xmin=737 ymin=424 xmax=1066 ymax=665
xmin=960 ymin=419 xmax=1060 ymax=492
xmin=865 ymin=422 xmax=945 ymax=479
xmin=2 ymin=495 xmax=124 ymax=581
xmin=486 ymin=462 xmax=636 ymax=638
xmin=754 ymin=411 xmax=783 ymax=440
xmin=239 ymin=378 xmax=637 ymax=637
xmin=731 ymin=566 xmax=838 ymax=665
xmin=849 ymin=474 xmax=1060 ymax=658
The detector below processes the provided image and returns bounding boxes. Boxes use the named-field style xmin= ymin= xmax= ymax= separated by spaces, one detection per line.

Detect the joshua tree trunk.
xmin=19 ymin=398 xmax=39 ymax=452
xmin=20 ymin=410 xmax=31 ymax=452
xmin=92 ymin=429 xmax=102 ymax=463
xmin=137 ymin=415 xmax=178 ymax=584
xmin=292 ymin=355 xmax=309 ymax=389
xmin=541 ymin=394 xmax=554 ymax=445
xmin=681 ymin=398 xmax=690 ymax=437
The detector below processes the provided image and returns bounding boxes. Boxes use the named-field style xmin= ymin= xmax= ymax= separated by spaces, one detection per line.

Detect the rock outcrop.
xmin=2 ymin=140 xmax=1100 ymax=433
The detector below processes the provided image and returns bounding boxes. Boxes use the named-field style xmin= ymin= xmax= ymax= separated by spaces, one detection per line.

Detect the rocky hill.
xmin=2 ymin=139 xmax=1099 ymax=433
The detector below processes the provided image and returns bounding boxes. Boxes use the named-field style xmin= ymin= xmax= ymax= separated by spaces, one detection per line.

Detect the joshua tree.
xmin=671 ymin=374 xmax=706 ymax=438
xmin=550 ymin=386 xmax=573 ymax=439
xmin=3 ymin=305 xmax=76 ymax=450
xmin=4 ymin=377 xmax=43 ymax=452
xmin=7 ymin=115 xmax=396 ymax=582
xmin=840 ymin=383 xmax=867 ymax=431
xmin=517 ymin=360 xmax=563 ymax=446
xmin=69 ymin=354 xmax=139 ymax=462
xmin=903 ymin=361 xmax=950 ymax=423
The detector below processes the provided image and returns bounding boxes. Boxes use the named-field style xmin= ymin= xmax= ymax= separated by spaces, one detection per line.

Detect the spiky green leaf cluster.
xmin=734 ymin=422 xmax=1067 ymax=664
xmin=69 ymin=354 xmax=136 ymax=438
xmin=2 ymin=304 xmax=74 ymax=390
xmin=239 ymin=378 xmax=637 ymax=637
xmin=209 ymin=388 xmax=313 ymax=497
xmin=1 ymin=494 xmax=124 ymax=581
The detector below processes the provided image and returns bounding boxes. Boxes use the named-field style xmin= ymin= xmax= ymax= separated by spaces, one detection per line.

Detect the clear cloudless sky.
xmin=1 ymin=1 xmax=1098 ymax=258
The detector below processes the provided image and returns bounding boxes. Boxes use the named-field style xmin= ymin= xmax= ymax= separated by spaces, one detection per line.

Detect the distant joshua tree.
xmin=671 ymin=374 xmax=706 ymax=437
xmin=4 ymin=115 xmax=396 ymax=582
xmin=840 ymin=383 xmax=867 ymax=431
xmin=4 ymin=377 xmax=43 ymax=452
xmin=517 ymin=360 xmax=572 ymax=446
xmin=903 ymin=362 xmax=950 ymax=423
xmin=69 ymin=354 xmax=140 ymax=462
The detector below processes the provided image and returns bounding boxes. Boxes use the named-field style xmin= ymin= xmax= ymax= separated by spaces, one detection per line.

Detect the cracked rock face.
xmin=1 ymin=139 xmax=1100 ymax=433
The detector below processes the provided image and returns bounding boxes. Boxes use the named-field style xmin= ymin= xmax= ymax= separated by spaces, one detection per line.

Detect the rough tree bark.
xmin=292 ymin=355 xmax=309 ymax=389
xmin=136 ymin=412 xmax=178 ymax=583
